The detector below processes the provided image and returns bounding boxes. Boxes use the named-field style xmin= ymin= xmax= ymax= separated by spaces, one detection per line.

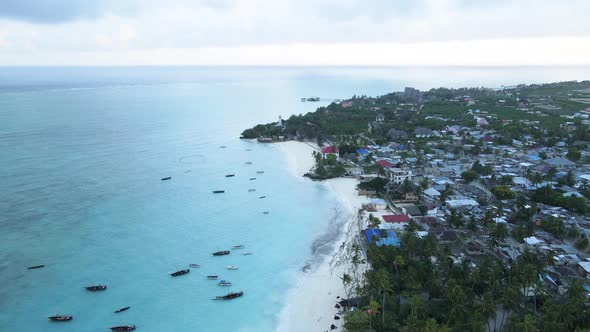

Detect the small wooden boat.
xmin=110 ymin=325 xmax=136 ymax=331
xmin=242 ymin=252 xmax=253 ymax=255
xmin=248 ymin=189 xmax=256 ymax=192
xmin=189 ymin=263 xmax=200 ymax=268
xmin=207 ymin=275 xmax=219 ymax=280
xmin=27 ymin=265 xmax=45 ymax=269
xmin=232 ymin=245 xmax=245 ymax=249
xmin=256 ymin=171 xmax=264 ymax=174
xmin=170 ymin=269 xmax=190 ymax=277
xmin=114 ymin=306 xmax=130 ymax=313
xmin=212 ymin=190 xmax=225 ymax=194
xmin=85 ymin=285 xmax=107 ymax=291
xmin=218 ymin=280 xmax=232 ymax=286
xmin=214 ymin=291 xmax=244 ymax=300
xmin=259 ymin=196 xmax=266 ymax=199
xmin=227 ymin=265 xmax=239 ymax=270
xmin=212 ymin=250 xmax=230 ymax=256
xmin=161 ymin=177 xmax=172 ymax=181
xmin=225 ymin=174 xmax=235 ymax=177
xmin=249 ymin=177 xmax=256 ymax=180
xmin=48 ymin=315 xmax=72 ymax=322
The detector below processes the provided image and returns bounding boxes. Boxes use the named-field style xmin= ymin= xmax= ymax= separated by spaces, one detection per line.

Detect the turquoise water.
xmin=1 ymin=66 xmax=590 ymax=331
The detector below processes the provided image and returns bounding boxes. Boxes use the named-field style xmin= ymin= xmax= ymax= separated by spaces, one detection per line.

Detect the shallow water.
xmin=1 ymin=66 xmax=589 ymax=331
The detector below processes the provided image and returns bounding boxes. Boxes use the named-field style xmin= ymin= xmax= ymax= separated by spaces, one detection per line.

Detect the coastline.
xmin=275 ymin=141 xmax=369 ymax=332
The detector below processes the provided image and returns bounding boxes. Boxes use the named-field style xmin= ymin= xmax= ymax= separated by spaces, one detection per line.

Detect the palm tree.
xmin=546 ymin=166 xmax=557 ymax=182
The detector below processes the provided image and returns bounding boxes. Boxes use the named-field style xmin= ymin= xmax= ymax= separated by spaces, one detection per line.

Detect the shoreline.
xmin=274 ymin=141 xmax=369 ymax=332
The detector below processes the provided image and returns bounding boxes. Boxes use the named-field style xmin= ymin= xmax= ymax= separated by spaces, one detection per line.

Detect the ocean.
xmin=1 ymin=66 xmax=589 ymax=331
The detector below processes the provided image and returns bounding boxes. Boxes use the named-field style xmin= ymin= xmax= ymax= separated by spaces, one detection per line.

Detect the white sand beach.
xmin=275 ymin=141 xmax=369 ymax=332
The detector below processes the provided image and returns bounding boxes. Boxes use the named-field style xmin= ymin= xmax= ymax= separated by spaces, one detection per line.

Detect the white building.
xmin=389 ymin=168 xmax=413 ymax=184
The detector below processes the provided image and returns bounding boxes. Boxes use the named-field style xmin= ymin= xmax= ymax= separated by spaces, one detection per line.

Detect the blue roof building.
xmin=364 ymin=229 xmax=400 ymax=247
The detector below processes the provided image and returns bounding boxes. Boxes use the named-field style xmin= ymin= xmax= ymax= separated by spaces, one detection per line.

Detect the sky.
xmin=0 ymin=0 xmax=589 ymax=66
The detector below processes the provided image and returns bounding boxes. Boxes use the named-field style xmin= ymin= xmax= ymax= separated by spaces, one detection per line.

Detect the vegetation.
xmin=343 ymin=230 xmax=590 ymax=331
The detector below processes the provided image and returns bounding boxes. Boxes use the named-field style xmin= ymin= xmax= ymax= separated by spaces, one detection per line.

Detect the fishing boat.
xmin=227 ymin=265 xmax=239 ymax=270
xmin=242 ymin=252 xmax=253 ymax=255
xmin=214 ymin=291 xmax=244 ymax=300
xmin=218 ymin=280 xmax=232 ymax=286
xmin=114 ymin=306 xmax=130 ymax=313
xmin=189 ymin=263 xmax=200 ymax=268
xmin=225 ymin=174 xmax=235 ymax=177
xmin=48 ymin=315 xmax=72 ymax=322
xmin=27 ymin=265 xmax=45 ymax=269
xmin=212 ymin=190 xmax=225 ymax=194
xmin=170 ymin=269 xmax=190 ymax=277
xmin=212 ymin=250 xmax=230 ymax=256
xmin=232 ymin=245 xmax=245 ymax=249
xmin=249 ymin=177 xmax=256 ymax=180
xmin=85 ymin=285 xmax=107 ymax=291
xmin=207 ymin=275 xmax=219 ymax=280
xmin=248 ymin=189 xmax=256 ymax=192
xmin=161 ymin=177 xmax=172 ymax=181
xmin=110 ymin=325 xmax=136 ymax=331
xmin=259 ymin=196 xmax=266 ymax=199
xmin=256 ymin=171 xmax=264 ymax=174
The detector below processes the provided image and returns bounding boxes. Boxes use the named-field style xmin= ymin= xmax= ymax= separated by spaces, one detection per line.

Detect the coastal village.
xmin=243 ymin=81 xmax=590 ymax=331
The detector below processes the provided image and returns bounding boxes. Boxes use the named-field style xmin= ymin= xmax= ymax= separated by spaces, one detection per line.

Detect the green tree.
xmin=461 ymin=170 xmax=479 ymax=183
xmin=566 ymin=147 xmax=581 ymax=161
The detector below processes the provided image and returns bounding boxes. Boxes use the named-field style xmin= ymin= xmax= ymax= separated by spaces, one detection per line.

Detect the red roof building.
xmin=321 ymin=146 xmax=339 ymax=154
xmin=376 ymin=160 xmax=393 ymax=168
xmin=382 ymin=214 xmax=411 ymax=223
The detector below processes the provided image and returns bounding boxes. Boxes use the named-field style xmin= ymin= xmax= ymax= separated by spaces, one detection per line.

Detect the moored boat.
xmin=85 ymin=285 xmax=107 ymax=291
xmin=114 ymin=306 xmax=130 ymax=313
xmin=248 ymin=189 xmax=256 ymax=192
xmin=232 ymin=245 xmax=245 ymax=249
xmin=189 ymin=263 xmax=200 ymax=268
xmin=256 ymin=171 xmax=264 ymax=174
xmin=161 ymin=177 xmax=172 ymax=181
xmin=212 ymin=190 xmax=225 ymax=194
xmin=212 ymin=250 xmax=230 ymax=256
xmin=48 ymin=315 xmax=72 ymax=322
xmin=170 ymin=269 xmax=190 ymax=277
xmin=225 ymin=174 xmax=235 ymax=177
xmin=245 ymin=161 xmax=252 ymax=165
xmin=28 ymin=265 xmax=45 ymax=269
xmin=214 ymin=291 xmax=244 ymax=300
xmin=249 ymin=177 xmax=256 ymax=180
xmin=110 ymin=325 xmax=136 ymax=331
xmin=207 ymin=275 xmax=219 ymax=280
xmin=227 ymin=265 xmax=239 ymax=270
xmin=259 ymin=196 xmax=266 ymax=199
xmin=263 ymin=211 xmax=269 ymax=214
xmin=242 ymin=252 xmax=253 ymax=255
xmin=218 ymin=280 xmax=232 ymax=286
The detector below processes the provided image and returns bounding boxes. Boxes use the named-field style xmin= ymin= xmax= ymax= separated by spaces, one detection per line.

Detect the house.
xmin=466 ymin=241 xmax=485 ymax=256
xmin=423 ymin=188 xmax=441 ymax=200
xmin=577 ymin=261 xmax=590 ymax=277
xmin=371 ymin=199 xmax=388 ymax=210
xmin=524 ymin=236 xmax=543 ymax=247
xmin=376 ymin=113 xmax=385 ymax=123
xmin=382 ymin=214 xmax=410 ymax=224
xmin=445 ymin=199 xmax=479 ymax=209
xmin=376 ymin=160 xmax=394 ymax=168
xmin=545 ymin=157 xmax=575 ymax=167
xmin=321 ymin=146 xmax=339 ymax=160
xmin=388 ymin=168 xmax=413 ymax=184
xmin=364 ymin=229 xmax=400 ymax=247
xmin=346 ymin=167 xmax=364 ymax=176
xmin=439 ymin=230 xmax=458 ymax=243
xmin=397 ymin=203 xmax=422 ymax=217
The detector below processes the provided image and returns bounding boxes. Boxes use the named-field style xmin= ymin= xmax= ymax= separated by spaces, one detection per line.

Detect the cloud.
xmin=0 ymin=0 xmax=588 ymax=65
